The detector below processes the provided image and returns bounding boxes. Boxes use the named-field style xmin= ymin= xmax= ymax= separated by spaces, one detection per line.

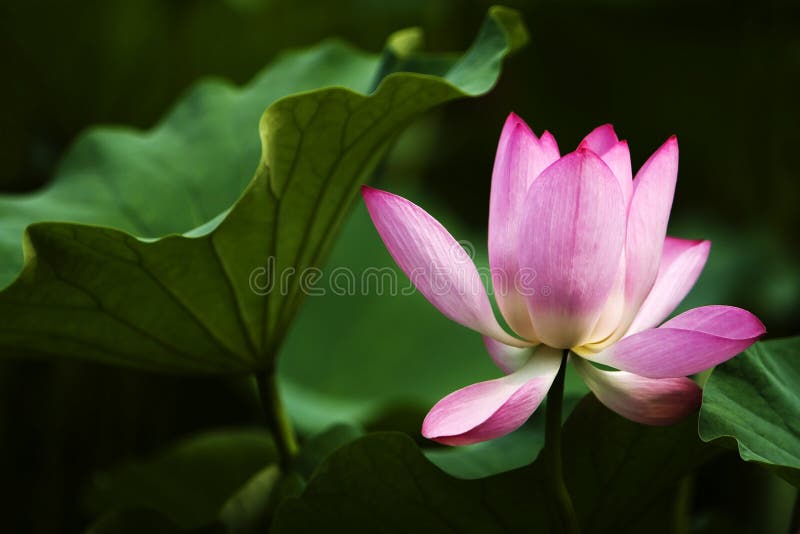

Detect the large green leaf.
xmin=0 ymin=6 xmax=527 ymax=373
xmin=272 ymin=396 xmax=716 ymax=533
xmin=562 ymin=397 xmax=718 ymax=533
xmin=699 ymin=337 xmax=800 ymax=487
xmin=274 ymin=431 xmax=557 ymax=533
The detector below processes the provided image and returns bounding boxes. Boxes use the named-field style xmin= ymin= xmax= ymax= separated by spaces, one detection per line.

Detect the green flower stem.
xmin=544 ymin=350 xmax=580 ymax=534
xmin=672 ymin=476 xmax=693 ymax=534
xmin=255 ymin=370 xmax=299 ymax=471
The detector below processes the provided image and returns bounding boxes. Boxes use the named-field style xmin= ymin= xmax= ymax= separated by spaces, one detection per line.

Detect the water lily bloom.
xmin=362 ymin=113 xmax=765 ymax=446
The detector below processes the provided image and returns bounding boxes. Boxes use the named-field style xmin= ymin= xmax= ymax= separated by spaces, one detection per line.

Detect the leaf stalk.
xmin=255 ymin=369 xmax=299 ymax=471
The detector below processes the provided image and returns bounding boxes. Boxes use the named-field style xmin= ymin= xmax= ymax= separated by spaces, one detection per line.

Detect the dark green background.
xmin=1 ymin=0 xmax=798 ymax=531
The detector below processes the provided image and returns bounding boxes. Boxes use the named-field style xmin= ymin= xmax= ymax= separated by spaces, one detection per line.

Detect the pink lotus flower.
xmin=362 ymin=114 xmax=765 ymax=446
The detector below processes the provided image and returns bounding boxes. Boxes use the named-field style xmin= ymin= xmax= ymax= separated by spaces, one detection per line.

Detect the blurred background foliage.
xmin=1 ymin=0 xmax=798 ymax=532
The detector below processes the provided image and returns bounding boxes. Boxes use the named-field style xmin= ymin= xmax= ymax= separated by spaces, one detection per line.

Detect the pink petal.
xmin=569 ymin=125 xmax=634 ymax=348
xmin=620 ymin=137 xmax=679 ymax=330
xmin=422 ymin=346 xmax=562 ymax=445
xmin=661 ymin=304 xmax=765 ymax=336
xmin=598 ymin=141 xmax=633 ymax=206
xmin=626 ymin=237 xmax=711 ymax=335
xmin=483 ymin=336 xmax=536 ymax=374
xmin=580 ymin=124 xmax=619 ymax=154
xmin=573 ymin=357 xmax=701 ymax=425
xmin=489 ymin=113 xmax=559 ymax=339
xmin=591 ymin=305 xmax=765 ymax=378
xmin=520 ymin=149 xmax=626 ymax=349
xmin=580 ymin=125 xmax=632 ymax=206
xmin=584 ymin=252 xmax=626 ymax=346
xmin=362 ymin=186 xmax=526 ymax=346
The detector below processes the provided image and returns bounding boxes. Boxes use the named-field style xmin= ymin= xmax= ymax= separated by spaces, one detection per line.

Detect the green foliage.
xmin=86 ymin=429 xmax=275 ymax=529
xmin=699 ymin=337 xmax=800 ymax=487
xmin=86 ymin=425 xmax=368 ymax=532
xmin=275 ymin=433 xmax=557 ymax=533
xmin=272 ymin=396 xmax=716 ymax=533
xmin=217 ymin=465 xmax=285 ymax=533
xmin=292 ymin=424 xmax=364 ymax=479
xmin=86 ymin=509 xmax=194 ymax=534
xmin=0 ymin=7 xmax=527 ymax=374
xmin=563 ymin=397 xmax=718 ymax=533
xmin=83 ymin=398 xmax=718 ymax=532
